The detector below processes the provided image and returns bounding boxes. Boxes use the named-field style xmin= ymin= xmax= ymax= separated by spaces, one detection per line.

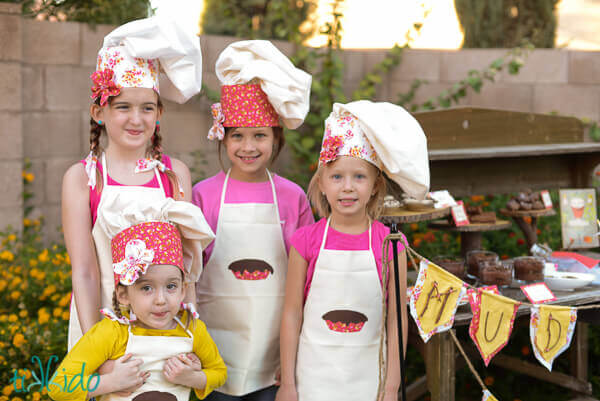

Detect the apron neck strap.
xmin=220 ymin=169 xmax=280 ymax=213
xmin=321 ymin=218 xmax=373 ymax=252
xmin=102 ymin=153 xmax=166 ymax=195
xmin=128 ymin=316 xmax=194 ymax=338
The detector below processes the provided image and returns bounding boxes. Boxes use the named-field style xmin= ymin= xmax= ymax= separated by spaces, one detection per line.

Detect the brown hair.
xmin=217 ymin=126 xmax=285 ymax=171
xmin=307 ymin=161 xmax=387 ymax=220
xmin=89 ymin=95 xmax=181 ymax=198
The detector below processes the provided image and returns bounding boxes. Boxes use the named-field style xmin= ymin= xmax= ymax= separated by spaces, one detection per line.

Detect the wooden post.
xmin=425 ymin=331 xmax=456 ymax=401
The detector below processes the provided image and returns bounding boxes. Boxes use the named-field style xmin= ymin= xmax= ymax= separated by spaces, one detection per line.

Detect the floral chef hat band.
xmin=208 ymin=40 xmax=312 ymax=140
xmin=92 ymin=15 xmax=203 ymax=106
xmin=99 ymin=197 xmax=215 ymax=286
xmin=319 ymin=101 xmax=431 ymax=200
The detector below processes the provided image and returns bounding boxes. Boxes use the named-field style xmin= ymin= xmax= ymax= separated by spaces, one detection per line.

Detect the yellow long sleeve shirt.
xmin=48 ymin=312 xmax=227 ymax=401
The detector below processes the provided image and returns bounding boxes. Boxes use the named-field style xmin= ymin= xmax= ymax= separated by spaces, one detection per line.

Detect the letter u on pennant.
xmin=530 ymin=304 xmax=577 ymax=371
xmin=409 ymin=260 xmax=467 ymax=342
xmin=469 ymin=289 xmax=520 ymax=366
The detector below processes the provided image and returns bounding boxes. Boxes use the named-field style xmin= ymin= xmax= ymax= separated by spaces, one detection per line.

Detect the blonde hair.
xmin=307 ymin=160 xmax=387 ymax=220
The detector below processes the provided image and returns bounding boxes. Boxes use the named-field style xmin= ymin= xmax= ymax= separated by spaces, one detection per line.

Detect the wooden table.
xmin=418 ymin=284 xmax=600 ymax=401
xmin=380 ymin=206 xmax=451 ymax=225
xmin=428 ymin=219 xmax=512 ymax=257
xmin=500 ymin=208 xmax=557 ymax=252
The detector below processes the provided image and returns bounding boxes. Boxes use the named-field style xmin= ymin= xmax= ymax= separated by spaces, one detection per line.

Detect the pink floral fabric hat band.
xmin=91 ymin=46 xmax=160 ymax=106
xmin=319 ymin=111 xmax=380 ymax=168
xmin=111 ymin=221 xmax=183 ymax=286
xmin=207 ymin=84 xmax=279 ymax=140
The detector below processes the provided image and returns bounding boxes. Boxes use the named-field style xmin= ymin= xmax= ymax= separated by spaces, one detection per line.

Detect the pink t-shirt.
xmin=192 ymin=171 xmax=314 ymax=262
xmin=290 ymin=218 xmax=407 ymax=302
xmin=81 ymin=155 xmax=174 ymax=226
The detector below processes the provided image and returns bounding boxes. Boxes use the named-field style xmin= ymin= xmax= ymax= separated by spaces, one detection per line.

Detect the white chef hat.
xmin=319 ymin=101 xmax=430 ymax=200
xmin=207 ymin=40 xmax=312 ymax=140
xmin=99 ymin=197 xmax=215 ymax=284
xmin=92 ymin=15 xmax=203 ymax=106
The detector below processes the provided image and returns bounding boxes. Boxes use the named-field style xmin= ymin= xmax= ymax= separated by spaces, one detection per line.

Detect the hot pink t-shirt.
xmin=290 ymin=218 xmax=407 ymax=302
xmin=81 ymin=155 xmax=174 ymax=226
xmin=192 ymin=171 xmax=314 ymax=262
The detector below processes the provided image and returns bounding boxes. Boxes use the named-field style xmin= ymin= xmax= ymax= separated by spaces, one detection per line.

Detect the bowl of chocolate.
xmin=433 ymin=256 xmax=465 ymax=279
xmin=479 ymin=260 xmax=513 ymax=287
xmin=322 ymin=310 xmax=368 ymax=333
xmin=228 ymin=259 xmax=274 ymax=280
xmin=514 ymin=256 xmax=544 ymax=282
xmin=466 ymin=250 xmax=499 ymax=279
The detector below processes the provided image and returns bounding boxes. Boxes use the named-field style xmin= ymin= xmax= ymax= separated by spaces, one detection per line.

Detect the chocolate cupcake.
xmin=133 ymin=391 xmax=177 ymax=401
xmin=322 ymin=310 xmax=368 ymax=333
xmin=228 ymin=259 xmax=274 ymax=280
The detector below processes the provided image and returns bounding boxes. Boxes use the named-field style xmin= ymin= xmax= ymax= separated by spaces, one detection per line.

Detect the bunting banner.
xmin=482 ymin=389 xmax=499 ymax=401
xmin=469 ymin=288 xmax=521 ymax=366
xmin=530 ymin=304 xmax=577 ymax=371
xmin=409 ymin=259 xmax=467 ymax=342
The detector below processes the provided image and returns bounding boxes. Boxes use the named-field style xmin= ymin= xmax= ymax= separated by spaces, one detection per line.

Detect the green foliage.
xmin=455 ymin=0 xmax=560 ymax=48
xmin=20 ymin=0 xmax=151 ymax=25
xmin=201 ymin=0 xmax=316 ymax=42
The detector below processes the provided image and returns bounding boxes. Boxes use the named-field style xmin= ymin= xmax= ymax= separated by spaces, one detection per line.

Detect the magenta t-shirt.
xmin=290 ymin=218 xmax=407 ymax=302
xmin=81 ymin=155 xmax=174 ymax=226
xmin=192 ymin=171 xmax=314 ymax=262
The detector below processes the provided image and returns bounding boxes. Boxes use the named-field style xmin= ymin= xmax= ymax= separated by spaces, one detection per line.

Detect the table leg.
xmin=425 ymin=331 xmax=456 ymax=401
xmin=570 ymin=322 xmax=588 ymax=384
xmin=460 ymin=232 xmax=482 ymax=258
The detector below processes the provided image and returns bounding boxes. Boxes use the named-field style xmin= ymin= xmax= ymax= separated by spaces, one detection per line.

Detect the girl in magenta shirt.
xmin=192 ymin=40 xmax=312 ymax=401
xmin=277 ymin=101 xmax=430 ymax=401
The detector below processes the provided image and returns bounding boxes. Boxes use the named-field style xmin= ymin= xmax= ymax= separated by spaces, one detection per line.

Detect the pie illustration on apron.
xmin=132 ymin=391 xmax=177 ymax=401
xmin=322 ymin=310 xmax=368 ymax=333
xmin=228 ymin=259 xmax=274 ymax=280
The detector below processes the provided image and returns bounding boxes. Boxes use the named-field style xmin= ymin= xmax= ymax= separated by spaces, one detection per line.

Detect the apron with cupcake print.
xmin=196 ymin=170 xmax=287 ymax=396
xmin=296 ymin=218 xmax=383 ymax=401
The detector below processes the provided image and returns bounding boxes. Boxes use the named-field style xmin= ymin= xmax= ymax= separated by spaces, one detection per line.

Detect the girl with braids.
xmin=61 ymin=16 xmax=203 ymax=351
xmin=50 ymin=198 xmax=226 ymax=401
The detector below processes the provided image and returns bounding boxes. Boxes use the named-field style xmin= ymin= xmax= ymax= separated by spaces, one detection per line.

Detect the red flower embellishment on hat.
xmin=91 ymin=68 xmax=121 ymax=106
xmin=113 ymin=239 xmax=155 ymax=285
xmin=319 ymin=134 xmax=344 ymax=164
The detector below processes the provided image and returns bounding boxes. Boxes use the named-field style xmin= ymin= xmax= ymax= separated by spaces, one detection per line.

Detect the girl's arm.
xmin=276 ymin=246 xmax=308 ymax=401
xmin=61 ymin=164 xmax=101 ymax=334
xmin=382 ymin=250 xmax=408 ymax=401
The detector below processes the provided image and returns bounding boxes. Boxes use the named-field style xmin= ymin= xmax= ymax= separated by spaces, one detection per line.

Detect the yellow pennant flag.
xmin=409 ymin=260 xmax=467 ymax=342
xmin=530 ymin=304 xmax=577 ymax=371
xmin=469 ymin=289 xmax=520 ymax=366
xmin=482 ymin=390 xmax=499 ymax=401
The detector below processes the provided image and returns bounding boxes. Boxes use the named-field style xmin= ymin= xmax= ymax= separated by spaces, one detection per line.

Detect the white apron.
xmin=68 ymin=153 xmax=168 ymax=350
xmin=296 ymin=219 xmax=383 ymax=401
xmin=196 ymin=170 xmax=287 ymax=396
xmin=102 ymin=316 xmax=194 ymax=401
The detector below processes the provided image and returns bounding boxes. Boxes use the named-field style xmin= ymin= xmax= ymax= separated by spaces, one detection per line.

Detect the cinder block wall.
xmin=2 ymin=6 xmax=600 ymax=240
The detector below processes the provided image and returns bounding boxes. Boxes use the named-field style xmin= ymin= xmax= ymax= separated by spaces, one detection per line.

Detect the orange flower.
xmin=470 ymin=195 xmax=485 ymax=203
xmin=517 ymin=238 xmax=525 ymax=246
xmin=12 ymin=333 xmax=25 ymax=348
xmin=410 ymin=223 xmax=418 ymax=231
xmin=501 ymin=254 xmax=509 ymax=260
xmin=523 ymin=216 xmax=532 ymax=224
xmin=413 ymin=238 xmax=422 ymax=248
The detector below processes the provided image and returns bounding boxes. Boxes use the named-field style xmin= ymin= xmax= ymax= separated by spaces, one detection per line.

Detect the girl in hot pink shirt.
xmin=192 ymin=40 xmax=313 ymax=401
xmin=278 ymin=101 xmax=430 ymax=401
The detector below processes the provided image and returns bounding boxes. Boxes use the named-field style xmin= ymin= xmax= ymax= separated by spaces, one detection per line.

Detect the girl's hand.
xmin=275 ymin=384 xmax=298 ymax=401
xmin=184 ymin=352 xmax=203 ymax=371
xmin=107 ymin=354 xmax=149 ymax=394
xmin=163 ymin=354 xmax=206 ymax=388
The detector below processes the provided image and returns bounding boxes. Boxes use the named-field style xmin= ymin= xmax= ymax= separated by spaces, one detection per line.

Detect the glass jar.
xmin=466 ymin=250 xmax=499 ymax=279
xmin=513 ymin=256 xmax=544 ymax=282
xmin=433 ymin=256 xmax=466 ymax=279
xmin=479 ymin=260 xmax=513 ymax=287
